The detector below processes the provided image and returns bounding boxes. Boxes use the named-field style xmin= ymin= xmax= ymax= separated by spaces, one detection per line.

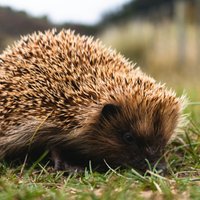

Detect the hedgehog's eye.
xmin=123 ymin=132 xmax=134 ymax=145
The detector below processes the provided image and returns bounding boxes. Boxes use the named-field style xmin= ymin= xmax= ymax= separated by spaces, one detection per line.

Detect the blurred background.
xmin=0 ymin=0 xmax=199 ymax=112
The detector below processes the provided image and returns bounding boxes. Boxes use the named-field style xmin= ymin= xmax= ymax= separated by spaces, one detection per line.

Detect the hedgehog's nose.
xmin=155 ymin=162 xmax=167 ymax=175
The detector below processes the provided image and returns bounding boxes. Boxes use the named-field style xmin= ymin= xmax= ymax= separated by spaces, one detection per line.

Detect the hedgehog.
xmin=0 ymin=29 xmax=186 ymax=173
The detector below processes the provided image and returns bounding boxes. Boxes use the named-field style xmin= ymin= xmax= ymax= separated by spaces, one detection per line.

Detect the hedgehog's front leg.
xmin=51 ymin=149 xmax=64 ymax=170
xmin=51 ymin=148 xmax=84 ymax=173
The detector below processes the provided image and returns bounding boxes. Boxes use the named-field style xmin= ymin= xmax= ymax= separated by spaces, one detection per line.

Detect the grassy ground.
xmin=0 ymin=90 xmax=199 ymax=200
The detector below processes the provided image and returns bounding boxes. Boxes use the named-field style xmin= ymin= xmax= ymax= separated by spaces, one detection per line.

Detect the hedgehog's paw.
xmin=51 ymin=149 xmax=64 ymax=170
xmin=51 ymin=149 xmax=84 ymax=173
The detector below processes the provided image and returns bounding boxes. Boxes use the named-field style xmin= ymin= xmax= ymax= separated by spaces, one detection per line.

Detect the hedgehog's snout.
xmin=154 ymin=161 xmax=167 ymax=175
xmin=127 ymin=147 xmax=167 ymax=174
xmin=146 ymin=150 xmax=167 ymax=174
xmin=141 ymin=157 xmax=167 ymax=174
xmin=132 ymin=159 xmax=167 ymax=174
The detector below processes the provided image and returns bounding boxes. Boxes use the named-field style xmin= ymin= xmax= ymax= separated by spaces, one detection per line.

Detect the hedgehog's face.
xmin=86 ymin=102 xmax=180 ymax=173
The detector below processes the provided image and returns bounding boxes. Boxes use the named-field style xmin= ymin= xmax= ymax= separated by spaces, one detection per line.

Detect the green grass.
xmin=0 ymin=92 xmax=200 ymax=200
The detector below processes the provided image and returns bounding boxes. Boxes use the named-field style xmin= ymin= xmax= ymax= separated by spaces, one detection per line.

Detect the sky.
xmin=0 ymin=0 xmax=131 ymax=25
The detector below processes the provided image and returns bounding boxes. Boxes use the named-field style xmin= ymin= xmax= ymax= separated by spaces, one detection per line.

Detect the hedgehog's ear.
xmin=101 ymin=104 xmax=121 ymax=120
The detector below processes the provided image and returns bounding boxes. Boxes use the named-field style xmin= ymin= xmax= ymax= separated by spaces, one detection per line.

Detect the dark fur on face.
xmin=92 ymin=105 xmax=166 ymax=172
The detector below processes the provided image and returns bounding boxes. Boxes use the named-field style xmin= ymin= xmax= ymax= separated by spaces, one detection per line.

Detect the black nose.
xmin=155 ymin=162 xmax=167 ymax=175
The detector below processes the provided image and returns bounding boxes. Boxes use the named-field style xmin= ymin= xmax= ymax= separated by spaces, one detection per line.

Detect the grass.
xmin=0 ymin=140 xmax=199 ymax=200
xmin=0 ymin=92 xmax=199 ymax=200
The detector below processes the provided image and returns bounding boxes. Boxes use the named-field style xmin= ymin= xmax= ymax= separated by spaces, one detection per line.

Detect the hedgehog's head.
xmin=72 ymin=87 xmax=186 ymax=173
